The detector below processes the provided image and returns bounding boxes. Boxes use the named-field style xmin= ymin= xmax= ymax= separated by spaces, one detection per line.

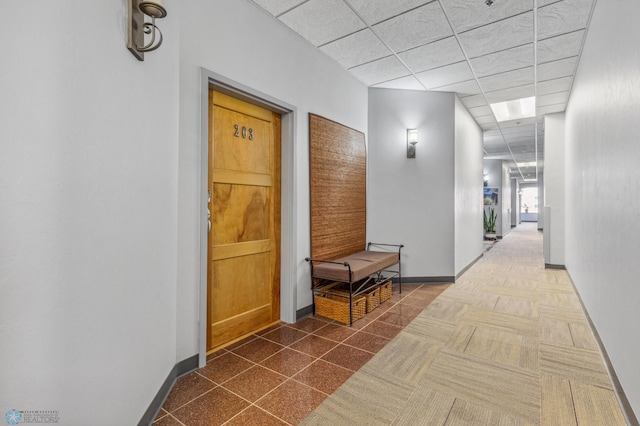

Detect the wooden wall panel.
xmin=309 ymin=114 xmax=366 ymax=260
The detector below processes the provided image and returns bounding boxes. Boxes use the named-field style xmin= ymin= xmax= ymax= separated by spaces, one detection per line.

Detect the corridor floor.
xmin=153 ymin=283 xmax=449 ymax=425
xmin=154 ymin=223 xmax=627 ymax=425
xmin=302 ymin=223 xmax=627 ymax=425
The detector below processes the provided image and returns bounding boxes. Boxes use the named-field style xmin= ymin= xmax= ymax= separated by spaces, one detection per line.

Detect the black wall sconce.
xmin=127 ymin=0 xmax=168 ymax=61
xmin=407 ymin=129 xmax=418 ymax=158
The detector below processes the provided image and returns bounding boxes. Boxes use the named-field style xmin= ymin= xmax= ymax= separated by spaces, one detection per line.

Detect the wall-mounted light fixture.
xmin=483 ymin=174 xmax=489 ymax=187
xmin=127 ymin=0 xmax=168 ymax=61
xmin=407 ymin=129 xmax=418 ymax=158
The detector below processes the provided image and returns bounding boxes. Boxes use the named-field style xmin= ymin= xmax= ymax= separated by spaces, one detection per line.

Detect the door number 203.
xmin=233 ymin=124 xmax=254 ymax=140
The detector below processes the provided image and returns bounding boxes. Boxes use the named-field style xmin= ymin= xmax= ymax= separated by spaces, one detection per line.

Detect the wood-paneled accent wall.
xmin=309 ymin=114 xmax=366 ymax=261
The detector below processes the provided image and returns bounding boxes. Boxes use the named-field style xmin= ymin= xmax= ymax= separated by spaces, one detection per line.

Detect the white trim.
xmin=198 ymin=69 xmax=297 ymax=367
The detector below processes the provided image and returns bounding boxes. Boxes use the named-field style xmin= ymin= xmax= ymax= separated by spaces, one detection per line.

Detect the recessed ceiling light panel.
xmin=490 ymin=97 xmax=536 ymax=122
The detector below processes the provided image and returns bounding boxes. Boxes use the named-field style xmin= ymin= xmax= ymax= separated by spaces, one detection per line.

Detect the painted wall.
xmin=368 ymin=89 xmax=456 ymax=278
xmin=537 ymin=172 xmax=545 ymax=230
xmin=177 ymin=0 xmax=368 ymax=359
xmin=511 ymin=178 xmax=520 ymax=226
xmin=501 ymin=161 xmax=512 ymax=237
xmin=454 ymin=97 xmax=484 ymax=275
xmin=483 ymin=159 xmax=504 ymax=237
xmin=0 ymin=2 xmax=180 ymax=424
xmin=565 ymin=0 xmax=640 ymax=418
xmin=543 ymin=113 xmax=565 ymax=266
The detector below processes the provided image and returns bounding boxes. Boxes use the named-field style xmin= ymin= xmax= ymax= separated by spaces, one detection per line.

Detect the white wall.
xmin=537 ymin=172 xmax=545 ymax=230
xmin=501 ymin=161 xmax=512 ymax=237
xmin=368 ymin=89 xmax=455 ymax=278
xmin=454 ymin=97 xmax=484 ymax=275
xmin=0 ymin=2 xmax=180 ymax=424
xmin=483 ymin=159 xmax=504 ymax=237
xmin=511 ymin=178 xmax=520 ymax=226
xmin=177 ymin=0 xmax=368 ymax=358
xmin=543 ymin=113 xmax=565 ymax=266
xmin=565 ymin=0 xmax=640 ymax=418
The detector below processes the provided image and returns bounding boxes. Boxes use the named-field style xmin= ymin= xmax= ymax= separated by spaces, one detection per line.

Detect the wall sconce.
xmin=127 ymin=0 xmax=168 ymax=61
xmin=483 ymin=174 xmax=489 ymax=187
xmin=407 ymin=129 xmax=418 ymax=158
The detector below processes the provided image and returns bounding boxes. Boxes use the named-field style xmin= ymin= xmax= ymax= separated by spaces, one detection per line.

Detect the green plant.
xmin=484 ymin=208 xmax=496 ymax=233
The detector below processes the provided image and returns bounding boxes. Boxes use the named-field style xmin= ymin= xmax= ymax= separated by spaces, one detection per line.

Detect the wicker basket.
xmin=364 ymin=285 xmax=381 ymax=313
xmin=314 ymin=292 xmax=366 ymax=324
xmin=379 ymin=280 xmax=392 ymax=303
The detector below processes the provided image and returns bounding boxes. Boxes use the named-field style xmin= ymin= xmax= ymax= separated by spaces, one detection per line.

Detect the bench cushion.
xmin=312 ymin=250 xmax=399 ymax=282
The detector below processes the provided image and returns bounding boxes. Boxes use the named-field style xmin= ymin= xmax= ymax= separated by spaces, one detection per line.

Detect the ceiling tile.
xmin=278 ymin=0 xmax=366 ymax=46
xmin=373 ymin=75 xmax=424 ymax=90
xmin=537 ymin=103 xmax=567 ymax=115
xmin=372 ymin=2 xmax=452 ymax=52
xmin=321 ymin=29 xmax=392 ymax=68
xmin=537 ymin=30 xmax=584 ymax=63
xmin=537 ymin=0 xmax=593 ymax=40
xmin=475 ymin=115 xmax=497 ymax=125
xmin=461 ymin=94 xmax=487 ymax=109
xmin=347 ymin=0 xmax=429 ymax=25
xmin=500 ymin=117 xmax=536 ymax=128
xmin=485 ymin=84 xmax=535 ymax=104
xmin=537 ymin=91 xmax=570 ymax=107
xmin=501 ymin=123 xmax=535 ymax=134
xmin=431 ymin=79 xmax=481 ymax=96
xmin=440 ymin=0 xmax=532 ymax=33
xmin=349 ymin=55 xmax=411 ymax=85
xmin=481 ymin=122 xmax=500 ymax=131
xmin=468 ymin=105 xmax=493 ymax=117
xmin=537 ymin=0 xmax=561 ymax=6
xmin=415 ymin=61 xmax=474 ymax=89
xmin=479 ymin=67 xmax=534 ymax=93
xmin=537 ymin=56 xmax=577 ymax=82
xmin=470 ymin=44 xmax=534 ymax=78
xmin=459 ymin=12 xmax=533 ymax=58
xmin=537 ymin=76 xmax=573 ymax=95
xmin=398 ymin=37 xmax=465 ymax=73
xmin=250 ymin=0 xmax=307 ymax=16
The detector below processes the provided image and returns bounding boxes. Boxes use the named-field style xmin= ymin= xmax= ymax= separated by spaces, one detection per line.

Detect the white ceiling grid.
xmin=248 ymin=0 xmax=596 ymax=180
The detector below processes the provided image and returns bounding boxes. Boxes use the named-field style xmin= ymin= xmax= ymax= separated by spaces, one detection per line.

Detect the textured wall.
xmin=565 ymin=0 xmax=640 ymax=418
xmin=368 ymin=88 xmax=456 ymax=278
xmin=454 ymin=97 xmax=484 ymax=275
xmin=0 ymin=1 xmax=180 ymax=423
xmin=177 ymin=0 xmax=369 ymax=359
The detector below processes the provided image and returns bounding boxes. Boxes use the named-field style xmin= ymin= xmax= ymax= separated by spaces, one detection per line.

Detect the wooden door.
xmin=207 ymin=90 xmax=281 ymax=351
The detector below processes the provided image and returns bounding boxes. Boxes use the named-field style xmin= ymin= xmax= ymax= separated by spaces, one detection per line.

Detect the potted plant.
xmin=484 ymin=208 xmax=497 ymax=240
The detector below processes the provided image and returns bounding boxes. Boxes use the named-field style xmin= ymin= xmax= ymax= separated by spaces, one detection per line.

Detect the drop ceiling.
xmin=248 ymin=0 xmax=595 ymax=182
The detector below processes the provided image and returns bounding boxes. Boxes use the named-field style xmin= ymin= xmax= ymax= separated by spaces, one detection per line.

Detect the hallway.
xmin=302 ymin=223 xmax=627 ymax=425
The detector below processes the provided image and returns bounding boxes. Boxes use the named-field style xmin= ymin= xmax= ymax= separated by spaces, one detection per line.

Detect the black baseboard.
xmin=393 ymin=276 xmax=455 ymax=284
xmin=138 ymin=354 xmax=199 ymax=426
xmin=456 ymin=254 xmax=483 ymax=280
xmin=566 ymin=271 xmax=639 ymax=426
xmin=545 ymin=263 xmax=566 ymax=270
xmin=296 ymin=304 xmax=314 ymax=321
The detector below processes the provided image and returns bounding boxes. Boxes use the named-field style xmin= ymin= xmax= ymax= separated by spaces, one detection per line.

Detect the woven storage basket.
xmin=379 ymin=280 xmax=392 ymax=303
xmin=314 ymin=292 xmax=366 ymax=324
xmin=364 ymin=285 xmax=381 ymax=313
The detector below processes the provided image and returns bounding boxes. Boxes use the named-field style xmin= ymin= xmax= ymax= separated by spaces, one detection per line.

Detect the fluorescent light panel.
xmin=490 ymin=97 xmax=536 ymax=122
xmin=517 ymin=161 xmax=537 ymax=167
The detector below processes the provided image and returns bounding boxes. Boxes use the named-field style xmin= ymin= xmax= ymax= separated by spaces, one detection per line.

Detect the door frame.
xmin=199 ymin=69 xmax=297 ymax=367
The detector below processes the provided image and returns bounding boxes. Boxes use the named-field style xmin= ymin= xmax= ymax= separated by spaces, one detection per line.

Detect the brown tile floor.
xmin=153 ymin=283 xmax=450 ymax=426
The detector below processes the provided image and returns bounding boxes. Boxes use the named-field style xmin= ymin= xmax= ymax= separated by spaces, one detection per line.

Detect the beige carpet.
xmin=301 ymin=224 xmax=627 ymax=425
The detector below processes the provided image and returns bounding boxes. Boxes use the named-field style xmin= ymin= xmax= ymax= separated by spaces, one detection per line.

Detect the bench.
xmin=305 ymin=242 xmax=403 ymax=325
